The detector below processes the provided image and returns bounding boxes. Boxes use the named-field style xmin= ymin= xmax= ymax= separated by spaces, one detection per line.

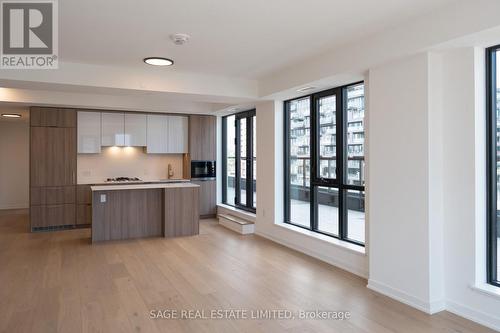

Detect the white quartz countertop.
xmin=91 ymin=182 xmax=200 ymax=191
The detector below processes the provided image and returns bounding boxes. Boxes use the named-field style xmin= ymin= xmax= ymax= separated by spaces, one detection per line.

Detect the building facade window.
xmin=222 ymin=110 xmax=256 ymax=212
xmin=487 ymin=45 xmax=500 ymax=287
xmin=284 ymin=82 xmax=365 ymax=245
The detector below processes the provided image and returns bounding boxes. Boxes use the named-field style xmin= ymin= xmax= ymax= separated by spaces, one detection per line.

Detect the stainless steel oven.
xmin=191 ymin=160 xmax=216 ymax=180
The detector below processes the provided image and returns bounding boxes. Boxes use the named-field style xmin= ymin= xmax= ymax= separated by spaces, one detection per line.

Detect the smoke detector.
xmin=170 ymin=33 xmax=190 ymax=46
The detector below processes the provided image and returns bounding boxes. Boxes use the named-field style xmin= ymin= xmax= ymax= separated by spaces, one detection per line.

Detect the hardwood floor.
xmin=0 ymin=210 xmax=495 ymax=333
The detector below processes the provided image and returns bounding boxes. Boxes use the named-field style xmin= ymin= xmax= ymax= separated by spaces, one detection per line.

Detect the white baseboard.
xmin=446 ymin=299 xmax=500 ymax=332
xmin=256 ymin=229 xmax=368 ymax=278
xmin=367 ymin=279 xmax=445 ymax=314
xmin=0 ymin=203 xmax=28 ymax=210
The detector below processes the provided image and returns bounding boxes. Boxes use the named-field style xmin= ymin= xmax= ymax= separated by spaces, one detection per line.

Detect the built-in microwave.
xmin=191 ymin=160 xmax=216 ymax=180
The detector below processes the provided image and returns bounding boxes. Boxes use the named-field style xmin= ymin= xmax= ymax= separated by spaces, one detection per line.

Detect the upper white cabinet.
xmin=101 ymin=112 xmax=125 ymax=146
xmin=124 ymin=113 xmax=147 ymax=147
xmin=146 ymin=115 xmax=188 ymax=153
xmin=146 ymin=115 xmax=167 ymax=153
xmin=167 ymin=116 xmax=188 ymax=153
xmin=77 ymin=111 xmax=101 ymax=154
xmin=77 ymin=111 xmax=185 ymax=152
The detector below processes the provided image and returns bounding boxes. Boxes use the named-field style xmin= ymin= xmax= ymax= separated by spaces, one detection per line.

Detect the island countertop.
xmin=90 ymin=182 xmax=200 ymax=191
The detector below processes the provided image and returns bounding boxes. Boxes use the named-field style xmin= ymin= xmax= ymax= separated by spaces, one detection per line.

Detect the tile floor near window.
xmin=290 ymin=199 xmax=365 ymax=244
xmin=226 ymin=188 xmax=365 ymax=244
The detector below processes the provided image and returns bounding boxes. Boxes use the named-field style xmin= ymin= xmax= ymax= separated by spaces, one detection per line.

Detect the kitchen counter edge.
xmin=91 ymin=182 xmax=200 ymax=191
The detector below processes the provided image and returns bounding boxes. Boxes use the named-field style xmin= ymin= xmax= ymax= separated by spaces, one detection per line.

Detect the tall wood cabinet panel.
xmin=30 ymin=186 xmax=75 ymax=205
xmin=191 ymin=180 xmax=216 ymax=217
xmin=30 ymin=107 xmax=76 ymax=128
xmin=189 ymin=115 xmax=216 ymax=218
xmin=30 ymin=127 xmax=76 ymax=187
xmin=189 ymin=115 xmax=216 ymax=161
xmin=30 ymin=107 xmax=77 ymax=230
xmin=31 ymin=204 xmax=76 ymax=228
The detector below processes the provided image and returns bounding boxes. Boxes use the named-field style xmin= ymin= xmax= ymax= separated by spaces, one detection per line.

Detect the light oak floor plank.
xmin=0 ymin=212 xmax=496 ymax=333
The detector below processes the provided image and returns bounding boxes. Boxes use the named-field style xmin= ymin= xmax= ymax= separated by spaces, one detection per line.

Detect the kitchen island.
xmin=91 ymin=182 xmax=199 ymax=242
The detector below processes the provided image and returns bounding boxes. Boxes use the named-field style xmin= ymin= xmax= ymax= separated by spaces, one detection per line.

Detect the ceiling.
xmin=60 ymin=0 xmax=458 ymax=80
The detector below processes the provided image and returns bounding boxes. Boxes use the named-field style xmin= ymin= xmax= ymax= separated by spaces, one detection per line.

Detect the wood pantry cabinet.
xmin=30 ymin=107 xmax=76 ymax=128
xmin=191 ymin=180 xmax=216 ymax=217
xmin=189 ymin=115 xmax=216 ymax=161
xmin=30 ymin=107 xmax=77 ymax=230
xmin=188 ymin=115 xmax=216 ymax=218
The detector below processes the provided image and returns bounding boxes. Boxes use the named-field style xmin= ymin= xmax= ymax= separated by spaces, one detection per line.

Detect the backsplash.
xmin=77 ymin=147 xmax=184 ymax=184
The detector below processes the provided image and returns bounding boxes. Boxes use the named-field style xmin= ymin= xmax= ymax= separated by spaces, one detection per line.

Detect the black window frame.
xmin=222 ymin=109 xmax=256 ymax=213
xmin=284 ymin=82 xmax=365 ymax=246
xmin=486 ymin=44 xmax=500 ymax=288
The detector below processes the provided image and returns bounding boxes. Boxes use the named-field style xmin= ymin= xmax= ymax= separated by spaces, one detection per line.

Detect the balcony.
xmin=289 ymin=188 xmax=365 ymax=244
xmin=287 ymin=157 xmax=365 ymax=244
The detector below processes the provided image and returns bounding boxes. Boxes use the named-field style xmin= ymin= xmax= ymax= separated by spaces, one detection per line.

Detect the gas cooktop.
xmin=105 ymin=177 xmax=143 ymax=183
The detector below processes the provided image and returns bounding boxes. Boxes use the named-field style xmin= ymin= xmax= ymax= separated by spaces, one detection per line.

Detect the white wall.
xmin=0 ymin=116 xmax=29 ymax=209
xmin=365 ymin=48 xmax=500 ymax=330
xmin=254 ymin=100 xmax=369 ymax=278
xmin=367 ymin=53 xmax=439 ymax=311
xmin=77 ymin=147 xmax=184 ymax=184
xmin=440 ymin=47 xmax=500 ymax=330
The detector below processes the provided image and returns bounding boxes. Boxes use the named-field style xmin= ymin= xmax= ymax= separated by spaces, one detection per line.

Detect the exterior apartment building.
xmin=289 ymin=84 xmax=365 ymax=200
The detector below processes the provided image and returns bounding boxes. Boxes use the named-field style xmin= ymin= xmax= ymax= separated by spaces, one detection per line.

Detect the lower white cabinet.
xmin=146 ymin=115 xmax=188 ymax=153
xmin=77 ymin=111 xmax=101 ymax=153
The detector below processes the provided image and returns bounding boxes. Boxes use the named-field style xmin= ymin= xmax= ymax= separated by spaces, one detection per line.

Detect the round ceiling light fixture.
xmin=143 ymin=57 xmax=174 ymax=66
xmin=1 ymin=113 xmax=21 ymax=118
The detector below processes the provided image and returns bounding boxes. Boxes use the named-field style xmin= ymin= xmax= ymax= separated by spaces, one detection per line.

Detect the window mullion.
xmin=235 ymin=117 xmax=241 ymax=206
xmin=246 ymin=116 xmax=253 ymax=209
xmin=487 ymin=46 xmax=500 ymax=286
xmin=336 ymin=88 xmax=347 ymax=240
xmin=311 ymin=96 xmax=318 ymax=231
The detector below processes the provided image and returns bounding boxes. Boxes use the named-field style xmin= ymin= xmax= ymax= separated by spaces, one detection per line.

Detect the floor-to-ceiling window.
xmin=487 ymin=45 xmax=500 ymax=287
xmin=222 ymin=110 xmax=256 ymax=212
xmin=284 ymin=83 xmax=365 ymax=246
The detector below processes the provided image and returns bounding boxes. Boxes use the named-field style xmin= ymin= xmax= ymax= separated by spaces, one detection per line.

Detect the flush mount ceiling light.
xmin=1 ymin=113 xmax=21 ymax=118
xmin=143 ymin=57 xmax=174 ymax=66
